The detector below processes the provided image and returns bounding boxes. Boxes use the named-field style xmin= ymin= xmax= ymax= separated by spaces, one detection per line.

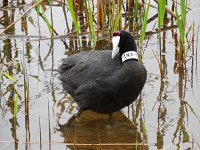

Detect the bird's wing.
xmin=73 ymin=77 xmax=116 ymax=112
xmin=58 ymin=51 xmax=121 ymax=96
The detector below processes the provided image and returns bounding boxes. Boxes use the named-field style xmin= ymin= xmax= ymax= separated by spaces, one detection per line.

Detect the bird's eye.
xmin=113 ymin=31 xmax=120 ymax=37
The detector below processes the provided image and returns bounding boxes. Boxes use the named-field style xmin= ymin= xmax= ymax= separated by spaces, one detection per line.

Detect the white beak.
xmin=112 ymin=36 xmax=120 ymax=59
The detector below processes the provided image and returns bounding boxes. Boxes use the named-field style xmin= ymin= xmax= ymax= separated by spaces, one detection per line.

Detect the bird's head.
xmin=112 ymin=31 xmax=137 ymax=59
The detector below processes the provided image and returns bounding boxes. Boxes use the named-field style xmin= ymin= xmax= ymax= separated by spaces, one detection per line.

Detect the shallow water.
xmin=0 ymin=0 xmax=200 ymax=150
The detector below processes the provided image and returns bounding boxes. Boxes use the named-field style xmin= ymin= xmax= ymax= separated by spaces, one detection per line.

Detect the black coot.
xmin=59 ymin=31 xmax=147 ymax=114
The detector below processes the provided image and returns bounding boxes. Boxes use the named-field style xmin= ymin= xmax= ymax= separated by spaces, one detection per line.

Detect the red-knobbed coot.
xmin=59 ymin=31 xmax=147 ymax=114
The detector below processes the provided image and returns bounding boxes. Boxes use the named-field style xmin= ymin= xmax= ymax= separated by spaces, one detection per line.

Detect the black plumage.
xmin=59 ymin=31 xmax=147 ymax=114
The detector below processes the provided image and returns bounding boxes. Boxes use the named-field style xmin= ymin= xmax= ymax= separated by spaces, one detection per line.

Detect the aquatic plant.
xmin=13 ymin=92 xmax=18 ymax=117
xmin=140 ymin=0 xmax=150 ymax=45
xmin=133 ymin=0 xmax=139 ymax=22
xmin=96 ymin=0 xmax=122 ymax=34
xmin=113 ymin=5 xmax=122 ymax=32
xmin=36 ymin=0 xmax=53 ymax=35
xmin=0 ymin=0 xmax=44 ymax=35
xmin=87 ymin=0 xmax=96 ymax=47
xmin=158 ymin=0 xmax=167 ymax=28
xmin=157 ymin=0 xmax=167 ymax=77
xmin=2 ymin=72 xmax=18 ymax=117
xmin=20 ymin=44 xmax=30 ymax=117
xmin=2 ymin=72 xmax=17 ymax=83
xmin=175 ymin=0 xmax=187 ymax=59
xmin=66 ymin=0 xmax=80 ymax=37
xmin=0 ymin=1 xmax=199 ymax=148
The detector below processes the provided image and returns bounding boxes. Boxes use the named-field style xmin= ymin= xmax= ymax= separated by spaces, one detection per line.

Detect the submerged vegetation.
xmin=0 ymin=0 xmax=200 ymax=149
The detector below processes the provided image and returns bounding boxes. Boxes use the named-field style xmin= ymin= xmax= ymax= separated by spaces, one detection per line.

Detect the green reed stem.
xmin=43 ymin=14 xmax=52 ymax=34
xmin=113 ymin=9 xmax=122 ymax=32
xmin=108 ymin=0 xmax=111 ymax=31
xmin=158 ymin=0 xmax=166 ymax=28
xmin=13 ymin=92 xmax=18 ymax=117
xmin=36 ymin=0 xmax=52 ymax=35
xmin=87 ymin=0 xmax=96 ymax=48
xmin=0 ymin=0 xmax=44 ymax=35
xmin=140 ymin=0 xmax=150 ymax=45
xmin=181 ymin=0 xmax=187 ymax=25
xmin=175 ymin=7 xmax=184 ymax=45
xmin=2 ymin=72 xmax=17 ymax=83
xmin=66 ymin=0 xmax=80 ymax=37
xmin=175 ymin=1 xmax=187 ymax=49
xmin=2 ymin=71 xmax=18 ymax=117
xmin=0 ymin=72 xmax=2 ymax=86
xmin=111 ymin=0 xmax=115 ymax=32
xmin=134 ymin=0 xmax=139 ymax=22
xmin=21 ymin=57 xmax=30 ymax=114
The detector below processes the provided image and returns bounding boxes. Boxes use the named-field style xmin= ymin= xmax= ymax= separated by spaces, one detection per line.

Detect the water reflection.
xmin=58 ymin=110 xmax=149 ymax=150
xmin=0 ymin=0 xmax=200 ymax=150
xmin=155 ymin=17 xmax=168 ymax=149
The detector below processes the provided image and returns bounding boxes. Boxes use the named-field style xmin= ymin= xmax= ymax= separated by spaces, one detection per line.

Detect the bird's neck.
xmin=121 ymin=51 xmax=138 ymax=63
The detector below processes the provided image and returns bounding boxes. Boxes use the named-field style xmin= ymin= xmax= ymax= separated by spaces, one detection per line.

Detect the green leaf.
xmin=43 ymin=13 xmax=52 ymax=34
xmin=158 ymin=0 xmax=166 ymax=28
xmin=66 ymin=0 xmax=80 ymax=36
xmin=113 ymin=9 xmax=122 ymax=32
xmin=87 ymin=0 xmax=96 ymax=47
xmin=140 ymin=0 xmax=150 ymax=45
xmin=36 ymin=0 xmax=41 ymax=14
xmin=181 ymin=0 xmax=186 ymax=25
xmin=2 ymin=72 xmax=17 ymax=83
xmin=13 ymin=93 xmax=18 ymax=117
xmin=175 ymin=5 xmax=185 ymax=44
xmin=134 ymin=0 xmax=139 ymax=21
xmin=36 ymin=1 xmax=52 ymax=35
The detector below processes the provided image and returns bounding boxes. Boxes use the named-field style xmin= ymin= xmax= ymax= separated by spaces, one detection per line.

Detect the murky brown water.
xmin=0 ymin=0 xmax=200 ymax=150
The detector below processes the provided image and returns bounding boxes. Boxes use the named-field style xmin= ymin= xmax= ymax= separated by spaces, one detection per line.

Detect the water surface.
xmin=0 ymin=0 xmax=200 ymax=149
